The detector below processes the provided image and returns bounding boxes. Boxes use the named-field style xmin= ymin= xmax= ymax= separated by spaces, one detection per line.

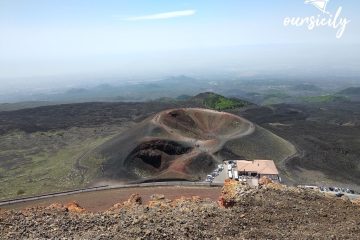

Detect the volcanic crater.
xmin=92 ymin=108 xmax=295 ymax=182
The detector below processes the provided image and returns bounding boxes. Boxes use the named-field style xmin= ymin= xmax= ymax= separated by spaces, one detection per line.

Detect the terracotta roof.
xmin=235 ymin=160 xmax=279 ymax=175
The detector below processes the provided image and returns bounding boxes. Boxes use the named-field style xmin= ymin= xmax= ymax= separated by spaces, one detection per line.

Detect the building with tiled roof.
xmin=235 ymin=160 xmax=280 ymax=181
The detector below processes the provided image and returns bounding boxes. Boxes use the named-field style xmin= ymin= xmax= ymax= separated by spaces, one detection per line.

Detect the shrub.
xmin=17 ymin=189 xmax=25 ymax=195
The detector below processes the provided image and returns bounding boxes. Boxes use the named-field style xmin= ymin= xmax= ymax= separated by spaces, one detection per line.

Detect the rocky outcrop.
xmin=109 ymin=193 xmax=142 ymax=210
xmin=352 ymin=197 xmax=360 ymax=206
xmin=65 ymin=201 xmax=85 ymax=213
xmin=45 ymin=201 xmax=85 ymax=213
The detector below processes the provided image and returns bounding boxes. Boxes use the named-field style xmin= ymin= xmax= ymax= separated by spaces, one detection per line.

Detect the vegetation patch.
xmin=194 ymin=92 xmax=249 ymax=110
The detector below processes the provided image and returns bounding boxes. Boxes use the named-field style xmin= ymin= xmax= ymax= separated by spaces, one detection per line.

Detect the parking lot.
xmin=205 ymin=162 xmax=234 ymax=184
xmin=319 ymin=187 xmax=359 ymax=200
xmin=299 ymin=185 xmax=359 ymax=200
xmin=212 ymin=165 xmax=228 ymax=183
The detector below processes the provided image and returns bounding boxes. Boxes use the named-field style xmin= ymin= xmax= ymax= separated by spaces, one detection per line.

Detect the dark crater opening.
xmin=132 ymin=140 xmax=192 ymax=156
xmin=125 ymin=140 xmax=193 ymax=174
xmin=135 ymin=150 xmax=162 ymax=169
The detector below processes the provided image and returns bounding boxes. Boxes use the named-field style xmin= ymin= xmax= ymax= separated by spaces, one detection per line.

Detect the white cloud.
xmin=123 ymin=10 xmax=196 ymax=21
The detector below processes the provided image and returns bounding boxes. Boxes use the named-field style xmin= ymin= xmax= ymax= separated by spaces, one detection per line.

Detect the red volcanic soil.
xmin=1 ymin=186 xmax=222 ymax=212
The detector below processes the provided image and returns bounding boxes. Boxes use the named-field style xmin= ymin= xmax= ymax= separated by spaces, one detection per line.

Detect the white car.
xmin=233 ymin=171 xmax=239 ymax=180
xmin=228 ymin=170 xmax=233 ymax=179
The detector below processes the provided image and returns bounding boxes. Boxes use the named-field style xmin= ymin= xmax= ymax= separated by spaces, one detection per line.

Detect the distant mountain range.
xmin=0 ymin=76 xmax=359 ymax=110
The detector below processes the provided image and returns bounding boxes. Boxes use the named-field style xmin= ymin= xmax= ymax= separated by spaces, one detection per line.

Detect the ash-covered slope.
xmin=92 ymin=108 xmax=295 ymax=182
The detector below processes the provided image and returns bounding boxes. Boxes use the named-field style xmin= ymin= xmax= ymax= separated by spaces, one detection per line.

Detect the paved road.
xmin=212 ymin=163 xmax=229 ymax=184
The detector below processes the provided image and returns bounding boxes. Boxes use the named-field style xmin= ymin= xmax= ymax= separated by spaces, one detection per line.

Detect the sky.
xmin=0 ymin=0 xmax=359 ymax=90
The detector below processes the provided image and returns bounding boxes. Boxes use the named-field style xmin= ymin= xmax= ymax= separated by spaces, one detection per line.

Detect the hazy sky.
xmin=0 ymin=0 xmax=359 ymax=88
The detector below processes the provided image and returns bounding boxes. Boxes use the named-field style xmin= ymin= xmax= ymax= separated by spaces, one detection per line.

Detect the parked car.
xmin=335 ymin=193 xmax=344 ymax=197
xmin=233 ymin=171 xmax=239 ymax=180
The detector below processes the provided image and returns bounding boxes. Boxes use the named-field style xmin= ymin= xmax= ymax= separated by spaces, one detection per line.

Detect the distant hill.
xmin=338 ymin=87 xmax=360 ymax=95
xmin=0 ymin=101 xmax=62 ymax=112
xmin=152 ymin=92 xmax=251 ymax=111
xmin=191 ymin=92 xmax=250 ymax=110
xmin=337 ymin=87 xmax=360 ymax=101
xmin=302 ymin=95 xmax=348 ymax=103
